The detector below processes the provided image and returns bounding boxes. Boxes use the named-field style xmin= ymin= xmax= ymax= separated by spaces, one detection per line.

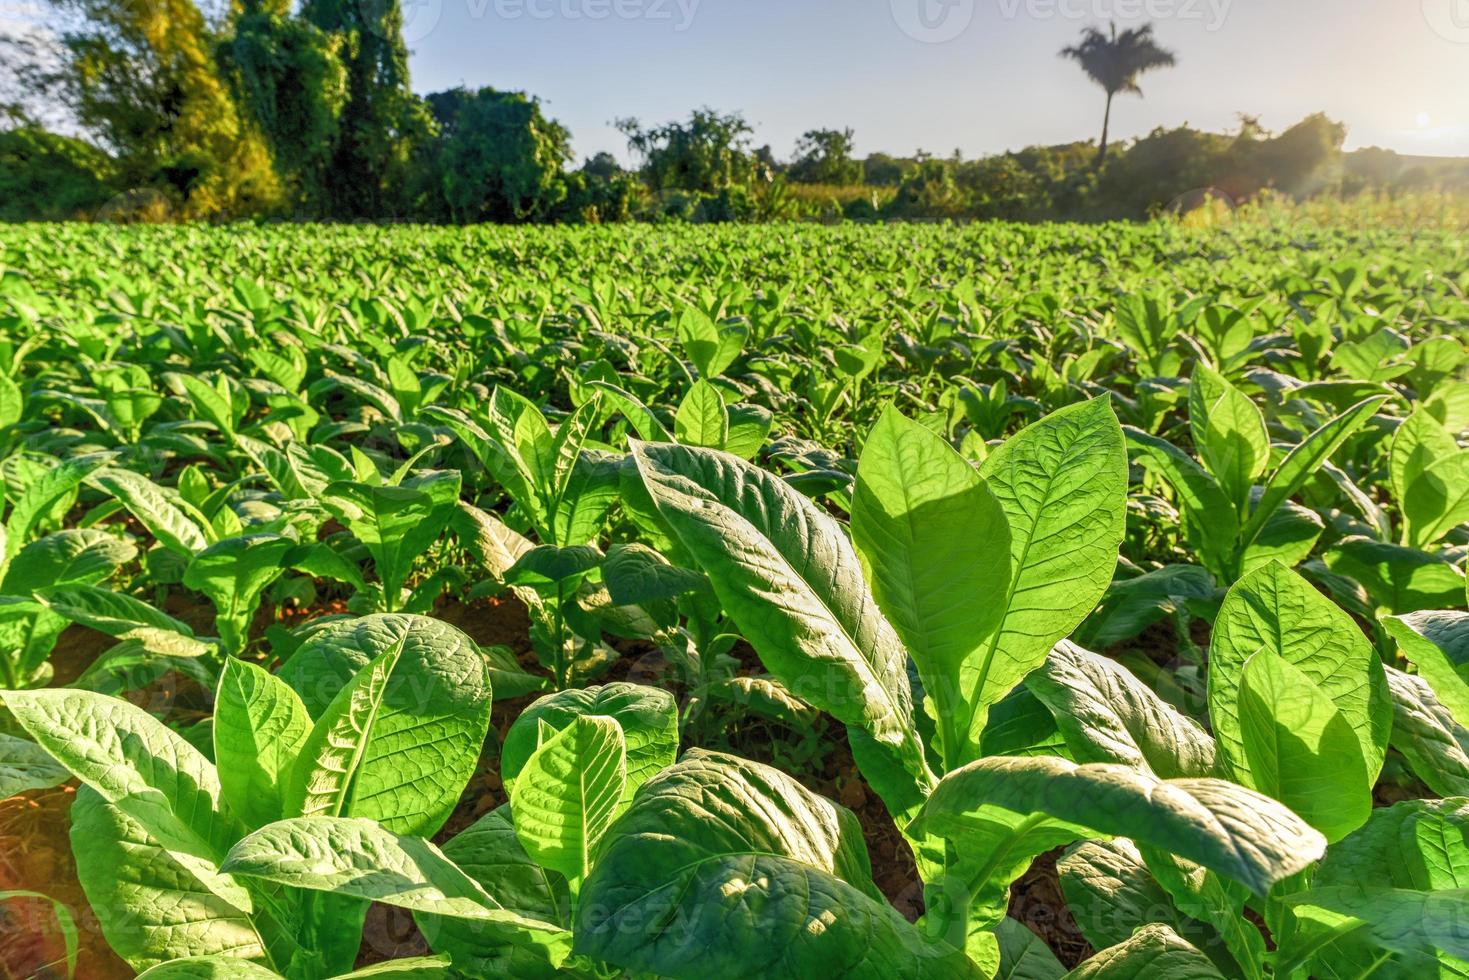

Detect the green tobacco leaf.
xmin=1325 ymin=536 xmax=1466 ymax=615
xmin=0 ymin=732 xmax=69 ymax=796
xmin=601 ymin=543 xmax=706 ymax=607
xmin=1385 ymin=667 xmax=1469 ymax=796
xmin=501 ymin=683 xmax=678 ymax=807
xmin=214 ymin=659 xmax=312 ymax=830
xmin=1316 ymin=798 xmax=1469 ymax=891
xmin=725 ymin=403 xmax=774 ymax=460
xmin=969 ymin=398 xmax=1127 ymax=754
xmin=995 ymin=918 xmax=1066 ymax=980
xmin=852 ymin=405 xmax=1011 ymax=767
xmin=1391 ymin=408 xmax=1459 ymax=507
xmin=673 ymin=379 xmax=729 ymax=449
xmin=1239 ymin=499 xmax=1322 ymax=575
xmin=1403 ymin=452 xmax=1469 ymax=550
xmin=588 ymin=379 xmax=675 ymax=443
xmin=0 ymin=688 xmax=251 ymax=911
xmin=1239 ymin=396 xmax=1386 ymax=552
xmin=509 ymin=715 xmax=626 ymax=882
xmin=913 ymin=756 xmax=1325 ymax=898
xmin=2 ymin=528 xmax=136 ymax=594
xmin=1288 ymin=888 xmax=1469 ymax=963
xmin=336 ymin=955 xmax=454 ymax=979
xmin=1064 ymin=924 xmax=1225 ymax=979
xmin=631 ymin=441 xmax=932 ymax=803
xmin=1209 ymin=561 xmax=1390 ymax=791
xmin=1125 ymin=427 xmax=1237 ymax=578
xmin=1290 ymin=798 xmax=1469 ymax=976
xmin=1189 ymin=366 xmax=1269 ymax=513
xmin=284 ymin=646 xmax=397 ymax=824
xmin=70 ymin=789 xmax=265 ymax=971
xmin=4 ymin=452 xmax=113 ymax=561
xmin=678 ymin=310 xmax=744 ymax=380
xmin=1383 ymin=611 xmax=1469 ymax=731
xmin=502 ymin=544 xmax=602 ymax=590
xmin=321 ymin=471 xmax=461 ymax=609
xmin=1139 ymin=852 xmax=1264 ymax=980
xmin=222 ymin=816 xmax=572 ymax=964
xmin=41 ymin=585 xmax=195 ymax=638
xmin=171 ymin=373 xmax=237 ymax=437
xmin=577 ymin=750 xmax=977 ymax=979
xmin=1237 ymin=653 xmax=1372 ymax=842
xmin=1077 ymin=564 xmax=1216 ymax=650
xmin=415 ymin=806 xmax=572 ymax=980
xmin=184 ymin=533 xmax=293 ymax=656
xmin=135 ymin=957 xmax=283 ymax=979
xmin=1026 ymin=641 xmax=1215 ymax=779
xmin=1058 ymin=839 xmax=1216 ymax=961
xmin=279 ymin=615 xmax=493 ymax=837
xmin=91 ymin=468 xmax=211 ymax=555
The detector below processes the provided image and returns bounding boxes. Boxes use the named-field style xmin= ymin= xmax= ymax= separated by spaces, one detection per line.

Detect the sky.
xmin=398 ymin=0 xmax=1469 ymax=164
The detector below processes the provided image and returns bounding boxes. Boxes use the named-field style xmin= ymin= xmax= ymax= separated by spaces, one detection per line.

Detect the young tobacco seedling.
xmin=1127 ymin=366 xmax=1385 ymax=584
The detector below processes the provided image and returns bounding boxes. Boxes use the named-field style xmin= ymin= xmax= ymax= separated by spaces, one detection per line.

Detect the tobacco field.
xmin=0 ymin=216 xmax=1466 ymax=979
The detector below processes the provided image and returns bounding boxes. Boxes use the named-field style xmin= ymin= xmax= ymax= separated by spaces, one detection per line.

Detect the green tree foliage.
xmin=861 ymin=153 xmax=916 ymax=187
xmin=301 ymin=0 xmax=433 ymax=217
xmin=1232 ymin=113 xmax=1347 ymax=197
xmin=0 ymin=127 xmax=118 ymax=220
xmin=45 ymin=0 xmax=282 ymax=219
xmin=561 ymin=154 xmax=643 ymax=223
xmin=415 ymin=87 xmax=573 ymax=223
xmin=788 ymin=128 xmax=863 ymax=186
xmin=617 ymin=108 xmax=762 ymax=193
xmin=1060 ymin=22 xmax=1177 ymax=167
xmin=218 ymin=0 xmax=348 ymax=214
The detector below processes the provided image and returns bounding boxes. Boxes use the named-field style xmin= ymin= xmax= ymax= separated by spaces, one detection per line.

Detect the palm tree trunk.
xmin=1095 ymin=90 xmax=1114 ymax=169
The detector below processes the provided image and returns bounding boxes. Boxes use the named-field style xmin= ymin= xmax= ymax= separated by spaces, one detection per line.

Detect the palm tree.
xmin=1060 ymin=22 xmax=1177 ymax=168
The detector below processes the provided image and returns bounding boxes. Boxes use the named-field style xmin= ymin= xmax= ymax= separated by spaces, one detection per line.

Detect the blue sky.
xmin=402 ymin=0 xmax=1469 ymax=163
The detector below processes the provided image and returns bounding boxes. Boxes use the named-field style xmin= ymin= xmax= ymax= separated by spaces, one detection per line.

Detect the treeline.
xmin=1 ymin=0 xmax=1464 ymax=224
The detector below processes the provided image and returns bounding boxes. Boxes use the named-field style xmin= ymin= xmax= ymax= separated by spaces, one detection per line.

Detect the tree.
xmin=416 ymin=87 xmax=572 ymax=223
xmin=301 ymin=0 xmax=433 ymax=217
xmin=788 ymin=128 xmax=862 ymax=185
xmin=218 ymin=0 xmax=348 ymax=214
xmin=616 ymin=109 xmax=758 ymax=193
xmin=37 ymin=0 xmax=282 ymax=218
xmin=0 ymin=126 xmax=117 ymax=220
xmin=1060 ymin=22 xmax=1176 ymax=168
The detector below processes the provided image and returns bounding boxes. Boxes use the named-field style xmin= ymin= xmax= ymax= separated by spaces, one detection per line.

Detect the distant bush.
xmin=0 ymin=128 xmax=118 ymax=221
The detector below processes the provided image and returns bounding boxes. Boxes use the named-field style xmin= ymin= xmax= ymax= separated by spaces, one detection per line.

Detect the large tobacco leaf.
xmin=912 ymin=756 xmax=1325 ymax=898
xmin=851 ymin=405 xmax=1011 ymax=766
xmin=278 ymin=614 xmax=494 ymax=837
xmin=630 ymin=441 xmax=933 ymax=802
xmin=1026 ymin=641 xmax=1215 ymax=779
xmin=577 ymin=750 xmax=977 ymax=979
xmin=965 ymin=398 xmax=1127 ymax=754
xmin=1208 ymin=561 xmax=1391 ymax=818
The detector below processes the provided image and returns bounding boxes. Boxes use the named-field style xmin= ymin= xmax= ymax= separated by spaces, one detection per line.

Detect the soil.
xmin=0 ymin=787 xmax=133 ymax=980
